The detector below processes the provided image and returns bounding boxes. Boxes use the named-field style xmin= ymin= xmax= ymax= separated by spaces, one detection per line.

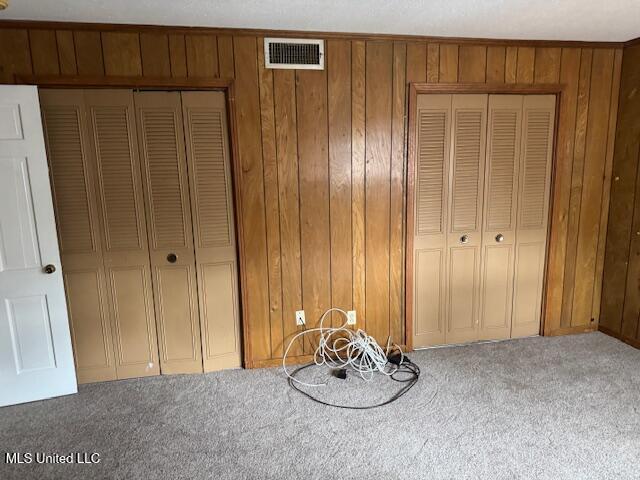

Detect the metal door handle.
xmin=44 ymin=264 xmax=56 ymax=274
xmin=167 ymin=253 xmax=177 ymax=263
xmin=460 ymin=234 xmax=469 ymax=244
xmin=495 ymin=234 xmax=504 ymax=243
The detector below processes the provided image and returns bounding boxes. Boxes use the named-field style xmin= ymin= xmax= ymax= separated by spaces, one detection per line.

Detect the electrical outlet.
xmin=347 ymin=310 xmax=356 ymax=325
xmin=295 ymin=310 xmax=306 ymax=326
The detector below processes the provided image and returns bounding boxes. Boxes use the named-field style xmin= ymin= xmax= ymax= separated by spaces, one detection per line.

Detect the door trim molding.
xmin=406 ymin=83 xmax=564 ymax=350
xmin=14 ymin=74 xmax=252 ymax=368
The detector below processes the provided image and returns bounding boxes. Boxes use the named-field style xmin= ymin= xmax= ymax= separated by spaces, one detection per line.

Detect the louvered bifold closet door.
xmin=84 ymin=90 xmax=160 ymax=379
xmin=511 ymin=95 xmax=555 ymax=337
xmin=478 ymin=95 xmax=522 ymax=340
xmin=40 ymin=90 xmax=117 ymax=383
xmin=181 ymin=91 xmax=241 ymax=371
xmin=412 ymin=95 xmax=452 ymax=348
xmin=446 ymin=94 xmax=488 ymax=344
xmin=134 ymin=92 xmax=203 ymax=374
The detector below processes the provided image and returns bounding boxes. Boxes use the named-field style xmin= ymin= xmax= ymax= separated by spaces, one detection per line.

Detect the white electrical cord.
xmin=282 ymin=308 xmax=404 ymax=387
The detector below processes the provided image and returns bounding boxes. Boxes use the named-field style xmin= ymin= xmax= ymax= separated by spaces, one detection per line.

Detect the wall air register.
xmin=264 ymin=38 xmax=325 ymax=70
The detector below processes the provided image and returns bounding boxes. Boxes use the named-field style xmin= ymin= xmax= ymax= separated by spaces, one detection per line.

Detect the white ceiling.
xmin=1 ymin=0 xmax=639 ymax=42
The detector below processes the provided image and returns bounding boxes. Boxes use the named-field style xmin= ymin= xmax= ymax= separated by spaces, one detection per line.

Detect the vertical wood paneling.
xmin=273 ymin=68 xmax=303 ymax=356
xmin=74 ymin=31 xmax=104 ymax=76
xmin=257 ymin=40 xmax=284 ymax=357
xmin=0 ymin=29 xmax=32 ymax=82
xmin=186 ymin=34 xmax=219 ymax=77
xmin=406 ymin=42 xmax=427 ymax=84
xmin=365 ymin=41 xmax=393 ymax=341
xmin=56 ymin=30 xmax=77 ymax=75
xmin=29 ymin=30 xmax=60 ymax=75
xmin=352 ymin=40 xmax=367 ymax=331
xmin=427 ymin=43 xmax=440 ymax=83
xmin=140 ymin=33 xmax=171 ymax=77
xmin=102 ymin=32 xmax=142 ymax=76
xmin=168 ymin=34 xmax=187 ymax=77
xmin=218 ymin=35 xmax=235 ymax=78
xmin=233 ymin=36 xmax=270 ymax=361
xmin=486 ymin=46 xmax=506 ymax=83
xmin=505 ymin=46 xmax=518 ymax=83
xmin=516 ymin=47 xmax=535 ymax=83
xmin=458 ymin=45 xmax=487 ymax=83
xmin=534 ymin=47 xmax=561 ymax=83
xmin=328 ymin=40 xmax=353 ymax=327
xmin=439 ymin=44 xmax=459 ymax=82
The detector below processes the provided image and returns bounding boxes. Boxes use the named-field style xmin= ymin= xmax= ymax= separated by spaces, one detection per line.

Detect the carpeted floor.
xmin=1 ymin=332 xmax=639 ymax=479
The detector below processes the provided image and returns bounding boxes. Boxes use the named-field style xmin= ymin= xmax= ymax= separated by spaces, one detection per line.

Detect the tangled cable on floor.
xmin=282 ymin=308 xmax=420 ymax=409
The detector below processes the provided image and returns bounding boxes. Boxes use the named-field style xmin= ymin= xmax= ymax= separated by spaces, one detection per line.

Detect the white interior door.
xmin=0 ymin=85 xmax=77 ymax=407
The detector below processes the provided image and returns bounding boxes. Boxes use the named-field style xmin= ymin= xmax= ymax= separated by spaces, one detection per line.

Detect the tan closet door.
xmin=134 ymin=92 xmax=203 ymax=375
xmin=512 ymin=95 xmax=555 ymax=337
xmin=446 ymin=94 xmax=488 ymax=344
xmin=412 ymin=94 xmax=451 ymax=348
xmin=85 ymin=89 xmax=160 ymax=379
xmin=478 ymin=95 xmax=522 ymax=340
xmin=181 ymin=91 xmax=241 ymax=371
xmin=40 ymin=90 xmax=116 ymax=384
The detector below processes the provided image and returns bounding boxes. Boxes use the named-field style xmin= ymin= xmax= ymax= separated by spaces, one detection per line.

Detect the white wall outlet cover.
xmin=295 ymin=310 xmax=305 ymax=326
xmin=347 ymin=310 xmax=356 ymax=325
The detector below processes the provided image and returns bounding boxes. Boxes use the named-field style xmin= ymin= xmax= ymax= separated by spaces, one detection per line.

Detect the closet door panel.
xmin=412 ymin=94 xmax=451 ymax=347
xmin=85 ymin=89 xmax=160 ymax=379
xmin=134 ymin=91 xmax=203 ymax=375
xmin=512 ymin=95 xmax=555 ymax=337
xmin=446 ymin=94 xmax=487 ymax=344
xmin=40 ymin=90 xmax=116 ymax=383
xmin=182 ymin=91 xmax=241 ymax=371
xmin=479 ymin=95 xmax=522 ymax=340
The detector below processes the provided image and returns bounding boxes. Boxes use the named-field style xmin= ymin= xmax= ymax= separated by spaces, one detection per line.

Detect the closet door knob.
xmin=43 ymin=264 xmax=56 ymax=274
xmin=167 ymin=253 xmax=177 ymax=263
xmin=495 ymin=234 xmax=504 ymax=243
xmin=460 ymin=234 xmax=469 ymax=244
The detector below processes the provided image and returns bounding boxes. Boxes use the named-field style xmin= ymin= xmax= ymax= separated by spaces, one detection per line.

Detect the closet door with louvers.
xmin=478 ymin=95 xmax=522 ymax=341
xmin=412 ymin=94 xmax=451 ymax=348
xmin=511 ymin=95 xmax=555 ymax=337
xmin=85 ymin=90 xmax=160 ymax=379
xmin=445 ymin=94 xmax=488 ymax=344
xmin=134 ymin=92 xmax=203 ymax=375
xmin=181 ymin=92 xmax=241 ymax=371
xmin=40 ymin=90 xmax=117 ymax=383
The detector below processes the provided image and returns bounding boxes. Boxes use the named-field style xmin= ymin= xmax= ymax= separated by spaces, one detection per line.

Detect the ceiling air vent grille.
xmin=264 ymin=38 xmax=324 ymax=70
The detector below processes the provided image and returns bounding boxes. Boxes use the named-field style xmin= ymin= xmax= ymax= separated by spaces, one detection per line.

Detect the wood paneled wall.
xmin=0 ymin=23 xmax=623 ymax=366
xmin=599 ymin=43 xmax=640 ymax=349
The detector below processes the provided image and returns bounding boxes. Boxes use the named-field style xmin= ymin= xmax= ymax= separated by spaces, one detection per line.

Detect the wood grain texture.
xmin=406 ymin=42 xmax=427 ymax=84
xmin=29 ymin=30 xmax=60 ymax=75
xmin=439 ymin=44 xmax=459 ymax=82
xmin=458 ymin=45 xmax=487 ymax=83
xmin=217 ymin=35 xmax=235 ymax=79
xmin=0 ymin=29 xmax=32 ymax=82
xmin=140 ymin=33 xmax=171 ymax=77
xmin=102 ymin=32 xmax=142 ymax=76
xmin=505 ymin=46 xmax=518 ymax=83
xmin=168 ymin=34 xmax=187 ymax=77
xmin=534 ymin=47 xmax=561 ymax=83
xmin=56 ymin=30 xmax=77 ymax=75
xmin=516 ymin=47 xmax=535 ymax=83
xmin=74 ymin=31 xmax=104 ymax=75
xmin=186 ymin=34 xmax=218 ymax=77
xmin=486 ymin=46 xmax=506 ymax=83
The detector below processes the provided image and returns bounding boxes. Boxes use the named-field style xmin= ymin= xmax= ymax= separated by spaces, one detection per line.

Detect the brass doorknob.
xmin=460 ymin=234 xmax=469 ymax=244
xmin=44 ymin=264 xmax=56 ymax=274
xmin=167 ymin=253 xmax=177 ymax=263
xmin=495 ymin=234 xmax=504 ymax=243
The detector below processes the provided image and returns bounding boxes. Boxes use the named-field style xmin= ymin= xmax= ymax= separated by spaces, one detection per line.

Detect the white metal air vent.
xmin=264 ymin=38 xmax=324 ymax=70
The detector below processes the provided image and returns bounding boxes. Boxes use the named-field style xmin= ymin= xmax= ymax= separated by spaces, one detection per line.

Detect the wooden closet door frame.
xmin=18 ymin=75 xmax=250 ymax=367
xmin=407 ymin=83 xmax=563 ymax=351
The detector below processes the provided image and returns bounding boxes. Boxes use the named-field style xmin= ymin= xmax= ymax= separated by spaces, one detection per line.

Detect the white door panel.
xmin=0 ymin=85 xmax=77 ymax=407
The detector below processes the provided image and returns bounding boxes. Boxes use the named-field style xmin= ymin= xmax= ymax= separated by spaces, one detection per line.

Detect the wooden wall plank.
xmin=561 ymin=48 xmax=593 ymax=327
xmin=458 ymin=45 xmax=487 ymax=83
xmin=168 ymin=34 xmax=187 ymax=77
xmin=351 ymin=40 xmax=367 ymax=331
xmin=102 ymin=32 xmax=142 ymax=76
xmin=486 ymin=46 xmax=506 ymax=83
xmin=406 ymin=42 xmax=427 ymax=84
xmin=29 ymin=30 xmax=60 ymax=75
xmin=218 ymin=35 xmax=235 ymax=78
xmin=140 ymin=33 xmax=171 ymax=77
xmin=0 ymin=29 xmax=32 ymax=82
xmin=426 ymin=43 xmax=440 ymax=83
xmin=390 ymin=41 xmax=406 ymax=343
xmin=273 ymin=68 xmax=303 ymax=356
xmin=439 ymin=44 xmax=459 ymax=82
xmin=185 ymin=34 xmax=219 ymax=77
xmin=600 ymin=44 xmax=640 ymax=334
xmin=297 ymin=67 xmax=331 ymax=352
xmin=622 ymin=159 xmax=640 ymax=339
xmin=543 ymin=48 xmax=581 ymax=333
xmin=571 ymin=49 xmax=616 ymax=327
xmin=365 ymin=41 xmax=393 ymax=341
xmin=233 ymin=36 xmax=271 ymax=361
xmin=74 ymin=31 xmax=104 ymax=76
xmin=328 ymin=40 xmax=353 ymax=327
xmin=505 ymin=46 xmax=518 ymax=83
xmin=257 ymin=40 xmax=284 ymax=357
xmin=534 ymin=47 xmax=561 ymax=83
xmin=516 ymin=46 xmax=535 ymax=83
xmin=56 ymin=30 xmax=77 ymax=75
